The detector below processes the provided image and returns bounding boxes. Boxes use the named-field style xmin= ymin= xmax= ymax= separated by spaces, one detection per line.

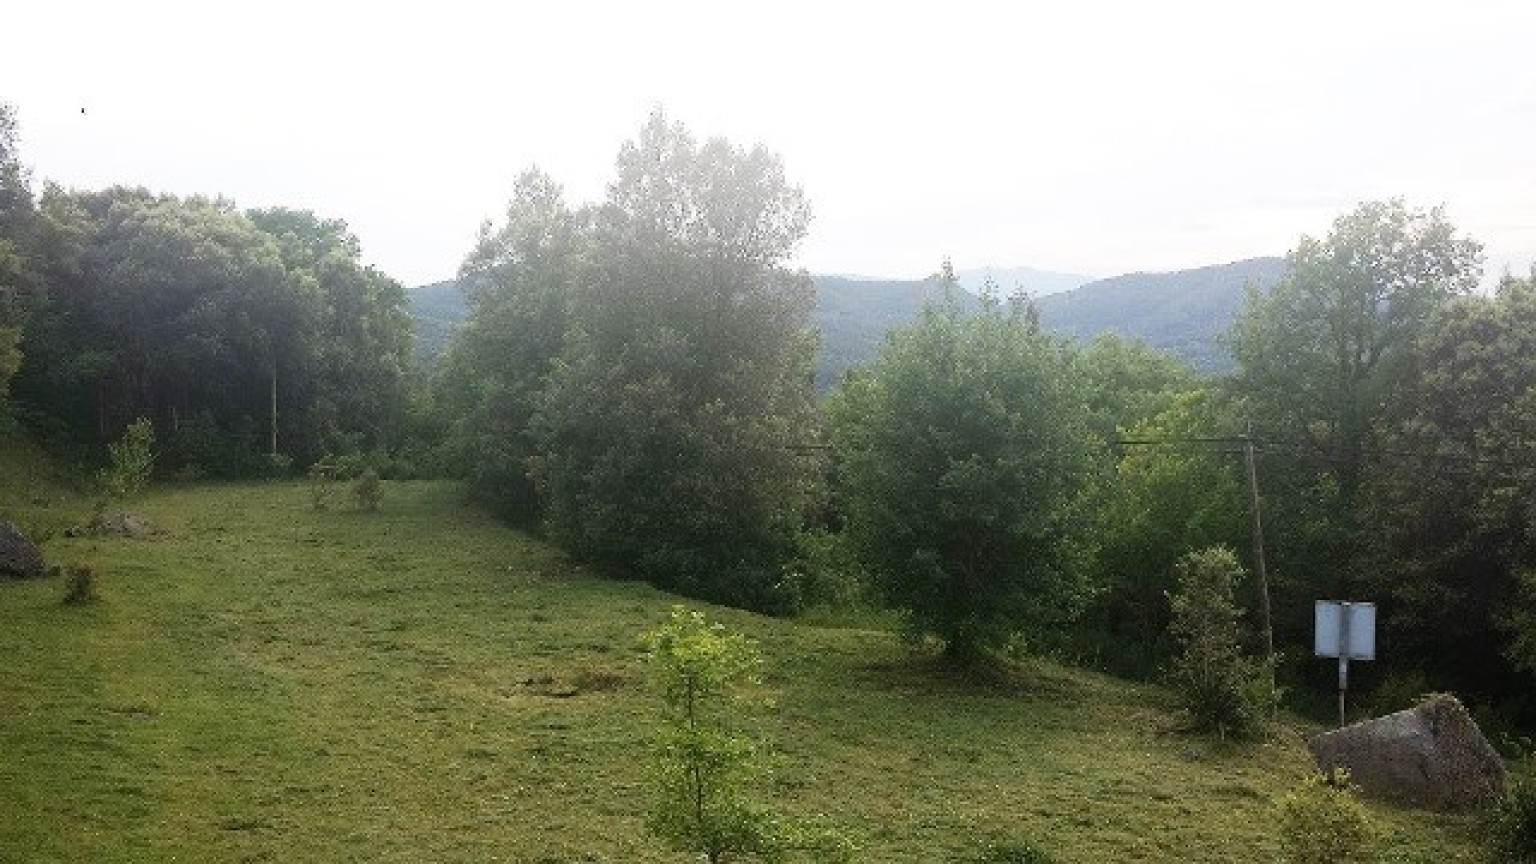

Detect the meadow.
xmin=0 ymin=447 xmax=1483 ymax=861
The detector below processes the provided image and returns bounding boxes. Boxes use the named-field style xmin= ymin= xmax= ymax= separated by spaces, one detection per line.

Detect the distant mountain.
xmin=1036 ymin=257 xmax=1287 ymax=372
xmin=953 ymin=265 xmax=1091 ymax=298
xmin=813 ymin=275 xmax=974 ymax=390
xmin=407 ymin=280 xmax=465 ymax=368
xmin=406 ymin=257 xmax=1286 ymax=384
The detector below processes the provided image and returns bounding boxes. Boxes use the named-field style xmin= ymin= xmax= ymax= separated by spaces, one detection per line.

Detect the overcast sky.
xmin=5 ymin=1 xmax=1534 ymax=288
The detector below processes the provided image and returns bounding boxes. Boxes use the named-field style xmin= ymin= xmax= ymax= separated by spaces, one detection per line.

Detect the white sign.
xmin=1314 ymin=600 xmax=1376 ymax=661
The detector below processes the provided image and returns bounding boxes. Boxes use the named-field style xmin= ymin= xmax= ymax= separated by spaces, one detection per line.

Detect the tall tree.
xmin=1358 ymin=272 xmax=1536 ymax=703
xmin=1231 ymin=199 xmax=1482 ymax=495
xmin=829 ymin=278 xmax=1098 ymax=663
xmin=248 ymin=207 xmax=412 ymax=461
xmin=0 ymin=102 xmax=34 ymax=399
xmin=534 ymin=111 xmax=820 ymax=609
xmin=438 ymin=168 xmax=580 ymax=523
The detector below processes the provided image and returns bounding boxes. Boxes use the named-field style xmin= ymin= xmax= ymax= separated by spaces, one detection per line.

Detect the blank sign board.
xmin=1315 ymin=601 xmax=1376 ymax=660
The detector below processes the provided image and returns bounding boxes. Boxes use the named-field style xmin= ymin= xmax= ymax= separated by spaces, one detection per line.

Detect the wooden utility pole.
xmin=1242 ymin=422 xmax=1275 ymax=665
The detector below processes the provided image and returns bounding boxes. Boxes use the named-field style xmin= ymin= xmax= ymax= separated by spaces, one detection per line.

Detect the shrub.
xmin=1276 ymin=769 xmax=1374 ymax=864
xmin=101 ymin=418 xmax=154 ymax=501
xmin=308 ymin=458 xmax=338 ymax=511
xmin=1167 ymin=546 xmax=1274 ymax=738
xmin=353 ymin=468 xmax=382 ymax=512
xmin=1486 ymin=776 xmax=1536 ymax=863
xmin=61 ymin=565 xmax=99 ymax=605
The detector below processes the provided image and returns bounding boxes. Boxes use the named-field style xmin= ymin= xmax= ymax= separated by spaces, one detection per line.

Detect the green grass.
xmin=1 ymin=477 xmax=1482 ymax=862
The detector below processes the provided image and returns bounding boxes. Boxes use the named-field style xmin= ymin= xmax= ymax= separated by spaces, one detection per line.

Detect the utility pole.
xmin=1242 ymin=422 xmax=1275 ymax=667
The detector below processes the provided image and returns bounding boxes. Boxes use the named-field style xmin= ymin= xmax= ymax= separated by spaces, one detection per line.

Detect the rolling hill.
xmin=406 ymin=257 xmax=1288 ymax=387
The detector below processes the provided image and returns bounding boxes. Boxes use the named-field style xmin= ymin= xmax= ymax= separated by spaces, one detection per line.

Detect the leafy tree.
xmin=1081 ymin=389 xmax=1249 ymax=673
xmin=1357 ymin=272 xmax=1536 ymax=703
xmin=829 ymin=277 xmax=1098 ymax=664
xmin=534 ymin=111 xmax=820 ymax=609
xmin=248 ymin=207 xmax=412 ymax=462
xmin=437 ymin=168 xmax=580 ymax=523
xmin=1232 ymin=199 xmax=1481 ymax=497
xmin=0 ymin=102 xmax=35 ymax=400
xmin=101 ymin=417 xmax=154 ymax=501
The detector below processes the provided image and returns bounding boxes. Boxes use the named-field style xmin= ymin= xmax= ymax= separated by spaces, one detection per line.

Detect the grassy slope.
xmin=1 ymin=478 xmax=1480 ymax=862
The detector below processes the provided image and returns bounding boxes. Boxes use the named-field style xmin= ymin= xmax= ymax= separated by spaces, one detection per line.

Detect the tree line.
xmin=4 ymin=100 xmax=1534 ymax=729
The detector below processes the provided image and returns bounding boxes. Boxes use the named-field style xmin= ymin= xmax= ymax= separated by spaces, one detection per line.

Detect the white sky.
xmin=5 ymin=1 xmax=1534 ymax=287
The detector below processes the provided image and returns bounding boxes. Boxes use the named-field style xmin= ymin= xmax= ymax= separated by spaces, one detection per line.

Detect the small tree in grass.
xmin=642 ymin=607 xmax=854 ymax=862
xmin=1167 ymin=546 xmax=1274 ymax=738
xmin=101 ymin=418 xmax=154 ymax=502
xmin=644 ymin=606 xmax=770 ymax=862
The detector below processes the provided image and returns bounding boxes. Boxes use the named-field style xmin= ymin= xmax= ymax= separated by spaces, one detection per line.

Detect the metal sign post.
xmin=1315 ymin=600 xmax=1376 ymax=727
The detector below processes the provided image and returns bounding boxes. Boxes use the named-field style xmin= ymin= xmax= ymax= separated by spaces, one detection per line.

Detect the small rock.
xmin=1309 ymin=693 xmax=1507 ymax=810
xmin=0 ymin=520 xmax=47 ymax=579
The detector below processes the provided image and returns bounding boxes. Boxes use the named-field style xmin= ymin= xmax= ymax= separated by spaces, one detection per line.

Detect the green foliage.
xmin=308 ymin=458 xmax=338 ymax=510
xmin=1167 ymin=546 xmax=1272 ymax=738
xmin=1275 ymin=770 xmax=1374 ymax=864
xmin=352 ymin=468 xmax=381 ymax=512
xmin=101 ymin=418 xmax=154 ymax=501
xmin=436 ymin=168 xmax=576 ymax=525
xmin=534 ymin=111 xmax=821 ymax=611
xmin=829 ymin=276 xmax=1098 ymax=664
xmin=60 ymin=564 xmax=98 ymax=606
xmin=643 ymin=606 xmax=771 ymax=863
xmin=1485 ymin=776 xmax=1536 ymax=863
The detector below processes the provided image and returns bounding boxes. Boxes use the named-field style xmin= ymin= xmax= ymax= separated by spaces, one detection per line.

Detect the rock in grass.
xmin=0 ymin=520 xmax=47 ymax=579
xmin=1309 ymin=693 xmax=1506 ymax=810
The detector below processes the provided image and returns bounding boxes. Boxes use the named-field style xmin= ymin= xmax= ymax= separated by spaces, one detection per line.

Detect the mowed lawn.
xmin=0 ymin=479 xmax=1481 ymax=862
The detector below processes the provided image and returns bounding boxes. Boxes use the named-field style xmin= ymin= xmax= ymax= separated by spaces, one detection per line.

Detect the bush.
xmin=1167 ymin=546 xmax=1274 ymax=739
xmin=61 ymin=565 xmax=99 ymax=605
xmin=308 ymin=458 xmax=338 ymax=511
xmin=353 ymin=468 xmax=382 ymax=512
xmin=101 ymin=418 xmax=154 ymax=500
xmin=1486 ymin=777 xmax=1536 ymax=863
xmin=1276 ymin=769 xmax=1374 ymax=864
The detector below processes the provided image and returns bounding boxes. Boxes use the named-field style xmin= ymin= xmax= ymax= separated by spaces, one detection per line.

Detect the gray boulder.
xmin=0 ymin=520 xmax=47 ymax=579
xmin=1309 ymin=694 xmax=1506 ymax=810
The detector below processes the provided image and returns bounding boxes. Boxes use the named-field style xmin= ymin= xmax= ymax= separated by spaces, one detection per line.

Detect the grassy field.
xmin=0 ymin=464 xmax=1484 ymax=861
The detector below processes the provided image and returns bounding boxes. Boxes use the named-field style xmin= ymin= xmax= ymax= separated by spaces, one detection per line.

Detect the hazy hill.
xmin=1036 ymin=257 xmax=1288 ymax=372
xmin=407 ymin=257 xmax=1287 ymax=383
xmin=954 ymin=264 xmax=1091 ymax=297
xmin=407 ymin=280 xmax=465 ymax=367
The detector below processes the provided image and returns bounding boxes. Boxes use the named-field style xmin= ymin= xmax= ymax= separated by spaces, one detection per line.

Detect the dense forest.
xmin=4 ymin=100 xmax=1536 ymax=736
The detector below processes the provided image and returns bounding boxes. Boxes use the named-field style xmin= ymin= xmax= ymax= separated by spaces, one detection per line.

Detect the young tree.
xmin=644 ymin=607 xmax=770 ymax=863
xmin=534 ymin=111 xmax=821 ymax=609
xmin=829 ymin=278 xmax=1098 ymax=664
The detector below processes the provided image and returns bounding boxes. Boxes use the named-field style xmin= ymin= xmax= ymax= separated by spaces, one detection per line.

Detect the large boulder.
xmin=1309 ymin=694 xmax=1506 ymax=810
xmin=0 ymin=520 xmax=47 ymax=579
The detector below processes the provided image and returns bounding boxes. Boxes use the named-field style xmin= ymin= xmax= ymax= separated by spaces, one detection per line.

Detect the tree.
xmin=1232 ymin=199 xmax=1482 ymax=496
xmin=248 ymin=207 xmax=412 ymax=462
xmin=0 ymin=102 xmax=35 ymax=400
xmin=1356 ymin=271 xmax=1536 ymax=703
xmin=644 ymin=607 xmax=771 ymax=863
xmin=829 ymin=277 xmax=1098 ymax=664
xmin=437 ymin=168 xmax=580 ymax=523
xmin=534 ymin=111 xmax=821 ymax=609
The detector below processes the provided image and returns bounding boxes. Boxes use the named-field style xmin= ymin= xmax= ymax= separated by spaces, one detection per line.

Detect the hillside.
xmin=407 ymin=279 xmax=467 ymax=368
xmin=406 ymin=259 xmax=1285 ymax=384
xmin=1036 ymin=257 xmax=1288 ymax=372
xmin=0 ymin=471 xmax=1477 ymax=861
